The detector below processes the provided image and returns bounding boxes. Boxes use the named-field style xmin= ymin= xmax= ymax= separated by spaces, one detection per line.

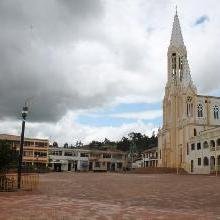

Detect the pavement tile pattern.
xmin=0 ymin=172 xmax=220 ymax=220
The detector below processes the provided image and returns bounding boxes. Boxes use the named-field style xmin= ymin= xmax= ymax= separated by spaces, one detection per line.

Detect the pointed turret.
xmin=170 ymin=10 xmax=185 ymax=47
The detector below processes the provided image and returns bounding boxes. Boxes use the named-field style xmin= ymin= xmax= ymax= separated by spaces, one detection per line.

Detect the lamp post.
xmin=17 ymin=104 xmax=28 ymax=189
xmin=36 ymin=154 xmax=39 ymax=173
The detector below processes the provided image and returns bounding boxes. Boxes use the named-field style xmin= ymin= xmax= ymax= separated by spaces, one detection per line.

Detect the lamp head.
xmin=21 ymin=105 xmax=28 ymax=119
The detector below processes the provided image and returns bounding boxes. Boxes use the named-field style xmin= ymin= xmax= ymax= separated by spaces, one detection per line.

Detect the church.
xmin=158 ymin=11 xmax=220 ymax=174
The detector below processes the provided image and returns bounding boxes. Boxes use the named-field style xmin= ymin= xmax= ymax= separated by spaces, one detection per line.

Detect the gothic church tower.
xmin=158 ymin=11 xmax=197 ymax=168
xmin=158 ymin=10 xmax=220 ymax=172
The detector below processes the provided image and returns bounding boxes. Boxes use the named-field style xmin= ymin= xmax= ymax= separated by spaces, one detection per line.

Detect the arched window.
xmin=210 ymin=140 xmax=215 ymax=149
xmin=186 ymin=97 xmax=193 ymax=117
xmin=203 ymin=157 xmax=209 ymax=166
xmin=218 ymin=155 xmax=220 ymax=166
xmin=179 ymin=56 xmax=183 ymax=81
xmin=213 ymin=105 xmax=219 ymax=119
xmin=217 ymin=139 xmax=220 ymax=146
xmin=203 ymin=141 xmax=209 ymax=149
xmin=172 ymin=53 xmax=177 ymax=83
xmin=194 ymin=128 xmax=197 ymax=136
xmin=197 ymin=104 xmax=203 ymax=117
xmin=210 ymin=156 xmax=215 ymax=168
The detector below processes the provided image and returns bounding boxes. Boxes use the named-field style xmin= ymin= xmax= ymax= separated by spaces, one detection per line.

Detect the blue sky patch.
xmin=76 ymin=102 xmax=162 ymax=127
xmin=194 ymin=15 xmax=209 ymax=26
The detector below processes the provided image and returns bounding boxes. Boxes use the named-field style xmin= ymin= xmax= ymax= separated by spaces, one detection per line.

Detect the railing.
xmin=0 ymin=175 xmax=15 ymax=191
xmin=210 ymin=146 xmax=220 ymax=151
xmin=210 ymin=165 xmax=220 ymax=173
xmin=0 ymin=173 xmax=39 ymax=191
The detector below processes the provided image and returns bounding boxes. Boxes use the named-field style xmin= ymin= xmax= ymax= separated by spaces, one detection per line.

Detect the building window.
xmin=179 ymin=56 xmax=183 ymax=81
xmin=203 ymin=157 xmax=209 ymax=166
xmin=210 ymin=156 xmax=215 ymax=168
xmin=186 ymin=97 xmax=193 ymax=117
xmin=198 ymin=158 xmax=201 ymax=166
xmin=210 ymin=140 xmax=215 ymax=149
xmin=95 ymin=162 xmax=100 ymax=167
xmin=217 ymin=139 xmax=220 ymax=146
xmin=80 ymin=153 xmax=88 ymax=157
xmin=203 ymin=141 xmax=209 ymax=149
xmin=117 ymin=163 xmax=122 ymax=169
xmin=194 ymin=128 xmax=197 ymax=136
xmin=171 ymin=53 xmax=177 ymax=82
xmin=103 ymin=153 xmax=111 ymax=158
xmin=187 ymin=143 xmax=189 ymax=155
xmin=197 ymin=143 xmax=201 ymax=150
xmin=197 ymin=104 xmax=203 ymax=117
xmin=191 ymin=143 xmax=195 ymax=151
xmin=64 ymin=152 xmax=73 ymax=156
xmin=213 ymin=105 xmax=219 ymax=119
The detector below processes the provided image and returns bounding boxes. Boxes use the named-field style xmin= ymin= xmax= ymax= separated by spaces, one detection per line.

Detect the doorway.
xmin=54 ymin=163 xmax=61 ymax=172
xmin=107 ymin=162 xmax=111 ymax=171
xmin=111 ymin=163 xmax=115 ymax=171
xmin=68 ymin=163 xmax=71 ymax=171
xmin=89 ymin=162 xmax=93 ymax=171
xmin=190 ymin=160 xmax=194 ymax=173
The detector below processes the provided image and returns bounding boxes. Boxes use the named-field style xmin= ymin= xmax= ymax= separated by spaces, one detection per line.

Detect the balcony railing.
xmin=210 ymin=165 xmax=220 ymax=173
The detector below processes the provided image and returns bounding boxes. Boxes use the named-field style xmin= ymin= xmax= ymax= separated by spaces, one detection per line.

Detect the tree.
xmin=0 ymin=140 xmax=18 ymax=173
xmin=52 ymin=142 xmax=58 ymax=148
xmin=116 ymin=132 xmax=158 ymax=152
xmin=88 ymin=140 xmax=102 ymax=148
xmin=63 ymin=143 xmax=68 ymax=148
xmin=117 ymin=137 xmax=130 ymax=152
xmin=76 ymin=141 xmax=83 ymax=147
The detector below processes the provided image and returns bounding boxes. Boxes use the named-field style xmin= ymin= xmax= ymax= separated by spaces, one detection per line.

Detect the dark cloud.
xmin=0 ymin=0 xmax=105 ymax=122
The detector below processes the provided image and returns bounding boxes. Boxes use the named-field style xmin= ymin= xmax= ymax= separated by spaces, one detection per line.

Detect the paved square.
xmin=0 ymin=172 xmax=220 ymax=219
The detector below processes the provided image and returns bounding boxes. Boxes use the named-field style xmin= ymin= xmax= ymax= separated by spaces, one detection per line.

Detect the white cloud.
xmin=0 ymin=111 xmax=158 ymax=145
xmin=1 ymin=0 xmax=220 ymax=143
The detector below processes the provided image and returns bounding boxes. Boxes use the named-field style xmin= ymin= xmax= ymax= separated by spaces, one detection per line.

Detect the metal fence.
xmin=0 ymin=173 xmax=39 ymax=191
xmin=210 ymin=165 xmax=220 ymax=175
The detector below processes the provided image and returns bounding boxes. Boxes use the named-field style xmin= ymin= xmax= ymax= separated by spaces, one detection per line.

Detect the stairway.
xmin=130 ymin=167 xmax=188 ymax=174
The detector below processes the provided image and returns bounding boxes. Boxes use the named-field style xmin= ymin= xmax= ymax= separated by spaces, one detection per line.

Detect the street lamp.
xmin=17 ymin=104 xmax=28 ymax=189
xmin=36 ymin=154 xmax=39 ymax=173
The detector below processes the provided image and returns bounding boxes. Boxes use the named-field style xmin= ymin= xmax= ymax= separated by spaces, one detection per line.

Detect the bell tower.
xmin=160 ymin=9 xmax=197 ymax=168
xmin=166 ymin=9 xmax=194 ymax=89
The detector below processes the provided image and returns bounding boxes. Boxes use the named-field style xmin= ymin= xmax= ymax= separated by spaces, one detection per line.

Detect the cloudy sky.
xmin=1 ymin=0 xmax=220 ymax=145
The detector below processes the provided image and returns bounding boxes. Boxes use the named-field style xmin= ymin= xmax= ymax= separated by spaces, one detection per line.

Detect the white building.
xmin=142 ymin=147 xmax=158 ymax=168
xmin=48 ymin=147 xmax=128 ymax=172
xmin=186 ymin=128 xmax=220 ymax=174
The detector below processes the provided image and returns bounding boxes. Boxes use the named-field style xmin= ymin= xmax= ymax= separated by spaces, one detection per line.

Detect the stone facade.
xmin=158 ymin=12 xmax=220 ymax=174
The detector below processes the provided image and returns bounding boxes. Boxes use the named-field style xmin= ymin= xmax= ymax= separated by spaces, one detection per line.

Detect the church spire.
xmin=166 ymin=9 xmax=196 ymax=91
xmin=170 ymin=8 xmax=185 ymax=47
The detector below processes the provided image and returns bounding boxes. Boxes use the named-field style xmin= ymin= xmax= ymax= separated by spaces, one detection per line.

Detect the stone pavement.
xmin=0 ymin=172 xmax=220 ymax=219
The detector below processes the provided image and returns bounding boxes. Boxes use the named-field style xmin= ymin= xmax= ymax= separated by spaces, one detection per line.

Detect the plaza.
xmin=0 ymin=172 xmax=220 ymax=219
